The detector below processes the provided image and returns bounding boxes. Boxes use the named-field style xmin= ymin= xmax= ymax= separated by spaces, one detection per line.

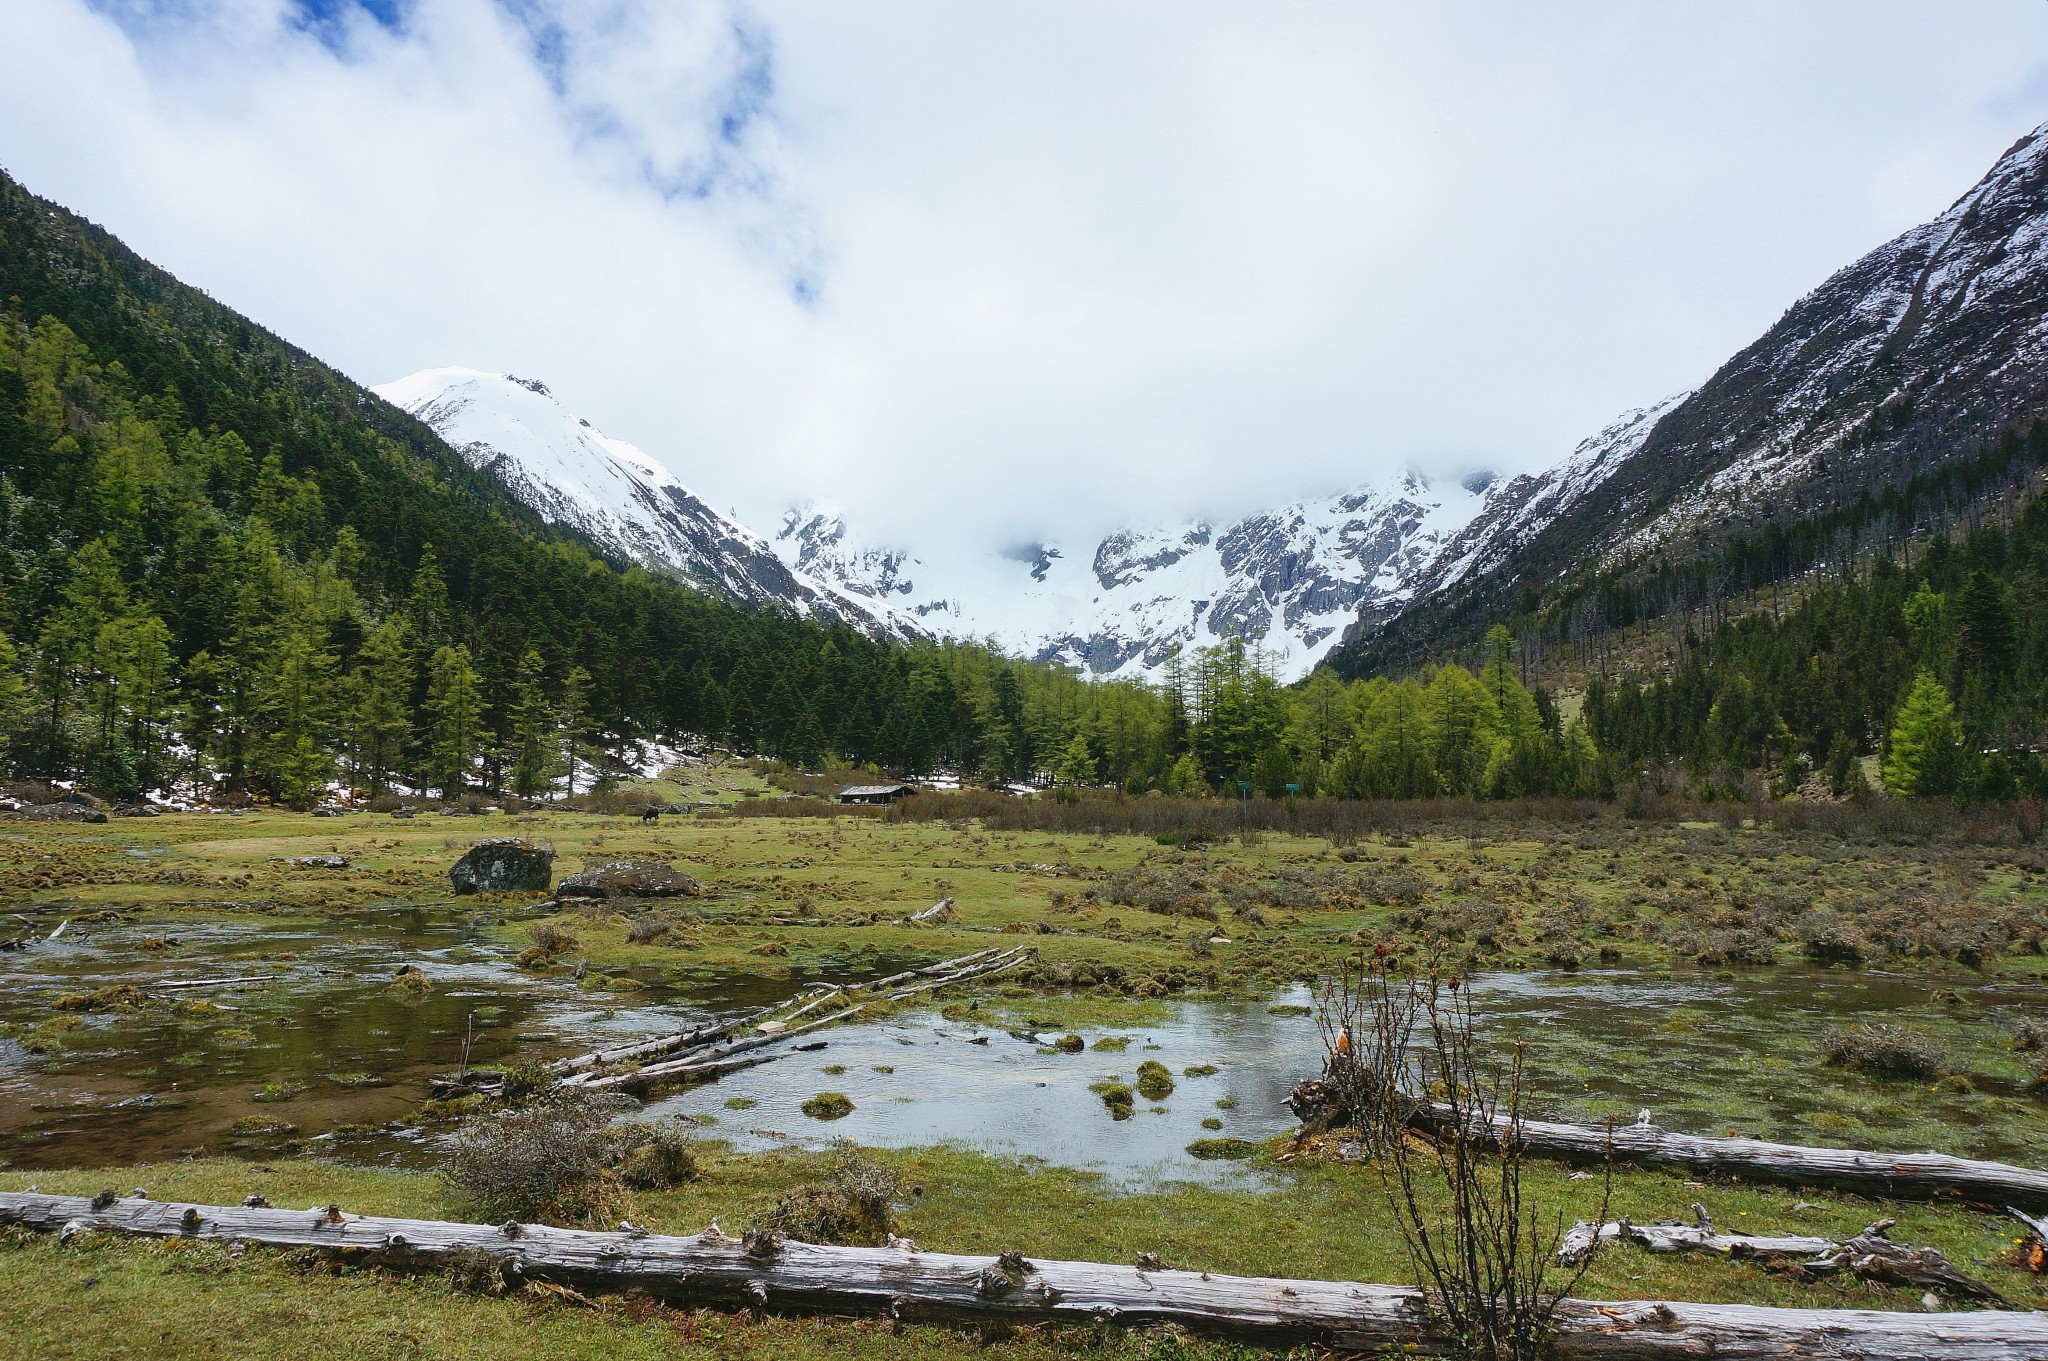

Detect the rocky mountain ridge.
xmin=1336 ymin=117 xmax=2048 ymax=674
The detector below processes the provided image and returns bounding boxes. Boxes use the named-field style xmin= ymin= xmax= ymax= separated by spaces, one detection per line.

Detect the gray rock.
xmin=12 ymin=803 xmax=109 ymax=824
xmin=288 ymin=854 xmax=348 ymax=870
xmin=554 ymin=859 xmax=702 ymax=900
xmin=450 ymin=839 xmax=555 ymax=894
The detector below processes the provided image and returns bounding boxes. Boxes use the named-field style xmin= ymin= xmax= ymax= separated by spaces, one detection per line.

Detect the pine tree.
xmin=254 ymin=623 xmax=339 ymax=806
xmin=1884 ymin=670 xmax=1965 ymax=797
xmin=560 ymin=665 xmax=592 ymax=798
xmin=346 ymin=620 xmax=414 ymax=797
xmin=425 ymin=644 xmax=483 ymax=797
xmin=507 ymin=647 xmax=557 ymax=800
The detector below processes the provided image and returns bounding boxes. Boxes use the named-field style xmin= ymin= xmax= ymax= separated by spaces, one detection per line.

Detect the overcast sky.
xmin=6 ymin=2 xmax=2048 ymax=565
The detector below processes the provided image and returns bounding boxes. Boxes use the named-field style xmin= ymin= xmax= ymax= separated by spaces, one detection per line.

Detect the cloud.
xmin=6 ymin=1 xmax=2048 ymax=570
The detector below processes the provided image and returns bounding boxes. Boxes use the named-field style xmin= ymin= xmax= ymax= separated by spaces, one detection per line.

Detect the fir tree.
xmin=507 ymin=647 xmax=557 ymax=800
xmin=424 ymin=644 xmax=483 ymax=796
xmin=1884 ymin=670 xmax=1965 ymax=797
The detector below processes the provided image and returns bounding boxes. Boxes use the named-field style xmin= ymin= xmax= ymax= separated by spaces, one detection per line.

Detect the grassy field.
xmin=2 ymin=1141 xmax=2043 ymax=1361
xmin=4 ymin=771 xmax=2048 ymax=1356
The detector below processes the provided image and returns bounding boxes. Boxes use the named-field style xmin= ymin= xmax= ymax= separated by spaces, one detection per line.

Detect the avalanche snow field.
xmin=3 ymin=787 xmax=2048 ymax=1351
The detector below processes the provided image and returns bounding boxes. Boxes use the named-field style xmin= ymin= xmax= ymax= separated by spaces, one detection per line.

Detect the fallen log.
xmin=1558 ymin=1206 xmax=1833 ymax=1266
xmin=1290 ymin=1075 xmax=2048 ymax=1212
xmin=149 ymin=973 xmax=287 ymax=991
xmin=547 ymin=947 xmax=1013 ymax=1080
xmin=5 ymin=1192 xmax=2046 ymax=1359
xmin=560 ymin=947 xmax=1034 ymax=1093
xmin=568 ymin=1007 xmax=871 ymax=1092
xmin=1559 ymin=1208 xmax=2013 ymax=1306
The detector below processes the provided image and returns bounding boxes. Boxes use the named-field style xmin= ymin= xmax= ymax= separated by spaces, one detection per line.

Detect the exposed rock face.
xmin=450 ymin=839 xmax=555 ymax=894
xmin=554 ymin=860 xmax=703 ymax=900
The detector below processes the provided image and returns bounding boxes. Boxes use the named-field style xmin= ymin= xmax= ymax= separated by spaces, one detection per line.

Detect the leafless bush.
xmin=762 ymin=1147 xmax=899 ymax=1245
xmin=1316 ymin=946 xmax=1607 ymax=1361
xmin=440 ymin=1088 xmax=635 ymax=1223
xmin=439 ymin=1088 xmax=698 ymax=1226
xmin=526 ymin=923 xmax=580 ymax=955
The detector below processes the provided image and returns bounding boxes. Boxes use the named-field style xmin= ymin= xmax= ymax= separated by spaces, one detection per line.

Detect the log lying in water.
xmin=557 ymin=946 xmax=1035 ymax=1094
xmin=1289 ymin=1076 xmax=2048 ymax=1212
xmin=5 ymin=1192 xmax=2047 ymax=1360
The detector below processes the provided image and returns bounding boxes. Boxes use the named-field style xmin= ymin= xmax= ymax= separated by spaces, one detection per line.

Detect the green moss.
xmin=801 ymin=1092 xmax=854 ymax=1121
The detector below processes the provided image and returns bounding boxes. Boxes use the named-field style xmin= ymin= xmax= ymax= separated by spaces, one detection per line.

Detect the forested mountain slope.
xmin=1338 ymin=119 xmax=2048 ymax=677
xmin=0 ymin=165 xmax=1087 ymax=797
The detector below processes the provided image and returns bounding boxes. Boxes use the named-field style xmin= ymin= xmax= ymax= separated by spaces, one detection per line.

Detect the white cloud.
xmin=5 ymin=0 xmax=2048 ymax=568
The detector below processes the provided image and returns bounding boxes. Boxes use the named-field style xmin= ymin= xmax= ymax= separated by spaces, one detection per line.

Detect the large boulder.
xmin=555 ymin=859 xmax=703 ymax=901
xmin=450 ymin=839 xmax=555 ymax=894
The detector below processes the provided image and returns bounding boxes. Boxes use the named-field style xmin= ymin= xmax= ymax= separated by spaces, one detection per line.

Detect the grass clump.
xmin=1185 ymin=1138 xmax=1259 ymax=1160
xmin=385 ymin=965 xmax=432 ymax=1001
xmin=1135 ymin=1060 xmax=1175 ymax=1099
xmin=1091 ymin=1080 xmax=1135 ymax=1119
xmin=800 ymin=1092 xmax=854 ymax=1121
xmin=1821 ymin=1023 xmax=1950 ymax=1079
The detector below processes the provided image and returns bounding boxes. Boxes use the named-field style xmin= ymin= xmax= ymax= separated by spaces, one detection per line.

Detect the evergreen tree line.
xmin=1582 ymin=490 xmax=2048 ymax=801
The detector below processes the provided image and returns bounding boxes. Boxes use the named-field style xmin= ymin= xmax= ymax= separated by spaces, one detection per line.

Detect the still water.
xmin=4 ymin=906 xmax=2043 ymax=1182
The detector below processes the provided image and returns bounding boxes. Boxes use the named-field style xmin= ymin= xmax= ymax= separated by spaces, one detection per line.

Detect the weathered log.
xmin=1559 ymin=1216 xmax=1834 ymax=1266
xmin=1559 ymin=1209 xmax=2012 ymax=1304
xmin=560 ymin=947 xmax=1034 ymax=1093
xmin=150 ymin=973 xmax=287 ymax=991
xmin=5 ymin=1192 xmax=2047 ymax=1359
xmin=1441 ymin=1108 xmax=2048 ymax=1214
xmin=1293 ymin=1072 xmax=2048 ymax=1212
xmin=1794 ymin=1219 xmax=2015 ymax=1307
xmin=566 ymin=1004 xmax=872 ymax=1092
xmin=548 ymin=948 xmax=1014 ymax=1081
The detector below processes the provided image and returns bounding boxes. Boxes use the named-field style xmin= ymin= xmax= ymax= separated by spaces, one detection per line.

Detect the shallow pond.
xmin=3 ymin=909 xmax=2043 ymax=1182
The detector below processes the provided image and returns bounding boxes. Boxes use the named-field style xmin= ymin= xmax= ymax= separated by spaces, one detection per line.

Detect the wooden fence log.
xmin=5 ymin=1193 xmax=2047 ymax=1358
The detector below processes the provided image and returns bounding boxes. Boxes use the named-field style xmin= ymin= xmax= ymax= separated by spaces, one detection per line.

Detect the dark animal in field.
xmin=641 ymin=806 xmax=660 ymax=824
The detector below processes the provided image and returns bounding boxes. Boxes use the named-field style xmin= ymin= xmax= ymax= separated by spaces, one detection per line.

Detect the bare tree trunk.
xmin=5 ymin=1193 xmax=2046 ymax=1360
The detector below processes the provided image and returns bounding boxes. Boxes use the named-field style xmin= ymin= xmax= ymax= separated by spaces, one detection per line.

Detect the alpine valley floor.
xmin=2 ymin=771 xmax=2047 ymax=1356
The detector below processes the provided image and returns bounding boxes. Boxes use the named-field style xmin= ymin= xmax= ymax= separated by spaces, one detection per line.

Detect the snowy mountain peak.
xmin=372 ymin=369 xmax=931 ymax=642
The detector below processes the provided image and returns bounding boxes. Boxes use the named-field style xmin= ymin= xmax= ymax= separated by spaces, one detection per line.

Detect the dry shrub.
xmin=527 ymin=923 xmax=580 ymax=955
xmin=612 ymin=1119 xmax=699 ymax=1189
xmin=439 ymin=1090 xmax=695 ymax=1224
xmin=1821 ymin=1023 xmax=1950 ymax=1079
xmin=626 ymin=913 xmax=675 ymax=945
xmin=763 ymin=1148 xmax=898 ymax=1245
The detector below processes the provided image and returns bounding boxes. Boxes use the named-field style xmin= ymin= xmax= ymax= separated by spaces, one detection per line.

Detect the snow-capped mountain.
xmin=1338 ymin=116 xmax=2048 ymax=675
xmin=780 ymin=471 xmax=1537 ymax=681
xmin=382 ymin=120 xmax=2048 ymax=686
xmin=370 ymin=370 xmax=1670 ymax=682
xmin=775 ymin=503 xmax=960 ymax=624
xmin=373 ymin=368 xmax=931 ymax=642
